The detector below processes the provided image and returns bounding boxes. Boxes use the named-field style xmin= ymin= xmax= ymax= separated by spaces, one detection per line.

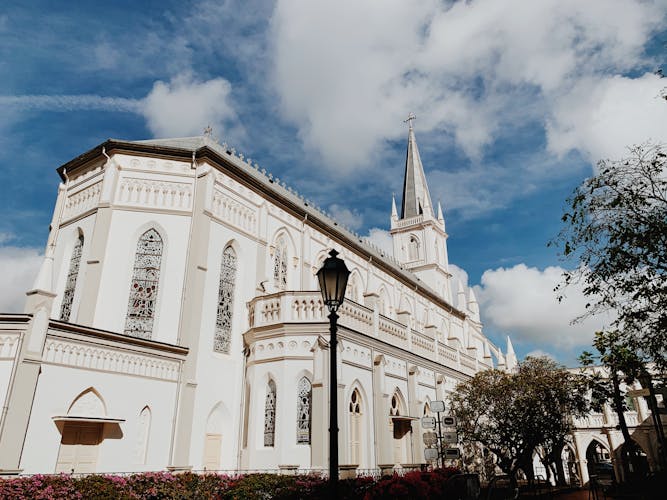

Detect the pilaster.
xmin=170 ymin=165 xmax=214 ymax=469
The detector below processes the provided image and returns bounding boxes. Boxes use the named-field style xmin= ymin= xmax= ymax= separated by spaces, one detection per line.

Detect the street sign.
xmin=444 ymin=448 xmax=461 ymax=459
xmin=441 ymin=416 xmax=457 ymax=427
xmin=431 ymin=400 xmax=445 ymax=413
xmin=421 ymin=416 xmax=436 ymax=429
xmin=424 ymin=448 xmax=439 ymax=461
xmin=422 ymin=432 xmax=438 ymax=446
xmin=627 ymin=389 xmax=650 ymax=398
xmin=442 ymin=431 xmax=458 ymax=444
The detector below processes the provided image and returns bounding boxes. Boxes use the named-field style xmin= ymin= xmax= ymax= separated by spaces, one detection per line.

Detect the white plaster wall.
xmin=20 ymin=363 xmax=178 ymax=474
xmin=94 ymin=210 xmax=190 ymax=344
xmin=187 ymin=220 xmax=258 ymax=470
xmin=244 ymin=354 xmax=316 ymax=470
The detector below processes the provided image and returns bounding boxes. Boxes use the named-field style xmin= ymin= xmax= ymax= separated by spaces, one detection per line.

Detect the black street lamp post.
xmin=317 ymin=249 xmax=350 ymax=496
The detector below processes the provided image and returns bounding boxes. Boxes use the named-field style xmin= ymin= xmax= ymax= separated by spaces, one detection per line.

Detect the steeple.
xmin=400 ymin=114 xmax=434 ymax=219
xmin=506 ymin=336 xmax=518 ymax=372
xmin=391 ymin=194 xmax=398 ymax=221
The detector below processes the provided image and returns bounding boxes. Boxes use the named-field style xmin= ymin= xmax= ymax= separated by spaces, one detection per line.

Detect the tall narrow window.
xmin=264 ymin=380 xmax=277 ymax=447
xmin=214 ymin=246 xmax=237 ymax=353
xmin=346 ymin=273 xmax=359 ymax=303
xmin=273 ymin=237 xmax=287 ymax=290
xmin=408 ymin=236 xmax=419 ymax=261
xmin=135 ymin=406 xmax=151 ymax=464
xmin=60 ymin=234 xmax=84 ymax=321
xmin=124 ymin=228 xmax=163 ymax=339
xmin=349 ymin=389 xmax=362 ymax=465
xmin=296 ymin=377 xmax=312 ymax=444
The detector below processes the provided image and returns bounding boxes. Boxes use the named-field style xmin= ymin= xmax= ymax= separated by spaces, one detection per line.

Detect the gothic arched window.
xmin=273 ymin=236 xmax=288 ymax=290
xmin=264 ymin=380 xmax=277 ymax=447
xmin=124 ymin=228 xmax=163 ymax=339
xmin=346 ymin=273 xmax=359 ymax=303
xmin=408 ymin=236 xmax=420 ymax=261
xmin=135 ymin=406 xmax=151 ymax=464
xmin=296 ymin=377 xmax=312 ymax=444
xmin=390 ymin=393 xmax=401 ymax=416
xmin=214 ymin=246 xmax=237 ymax=353
xmin=349 ymin=389 xmax=362 ymax=465
xmin=60 ymin=234 xmax=84 ymax=321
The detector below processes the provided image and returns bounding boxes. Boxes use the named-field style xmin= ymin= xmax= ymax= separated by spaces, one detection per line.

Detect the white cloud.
xmin=0 ymin=245 xmax=42 ymax=312
xmin=141 ymin=73 xmax=240 ymax=138
xmin=365 ymin=228 xmax=393 ymax=256
xmin=329 ymin=204 xmax=363 ymax=230
xmin=448 ymin=263 xmax=469 ymax=291
xmin=269 ymin=0 xmax=665 ymax=173
xmin=547 ymin=73 xmax=667 ymax=162
xmin=525 ymin=349 xmax=557 ymax=361
xmin=0 ymin=94 xmax=141 ymax=112
xmin=474 ymin=263 xmax=612 ymax=350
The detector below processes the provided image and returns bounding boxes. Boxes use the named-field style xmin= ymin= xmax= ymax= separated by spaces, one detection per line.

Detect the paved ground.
xmin=552 ymin=490 xmax=592 ymax=500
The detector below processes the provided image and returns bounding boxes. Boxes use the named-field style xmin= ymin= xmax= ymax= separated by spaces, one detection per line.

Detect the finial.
xmin=403 ymin=112 xmax=416 ymax=130
xmin=204 ymin=124 xmax=213 ymax=136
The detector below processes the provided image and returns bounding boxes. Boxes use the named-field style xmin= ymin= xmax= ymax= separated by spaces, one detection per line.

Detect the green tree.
xmin=450 ymin=357 xmax=589 ymax=487
xmin=553 ymin=143 xmax=667 ymax=369
xmin=580 ymin=330 xmax=646 ymax=477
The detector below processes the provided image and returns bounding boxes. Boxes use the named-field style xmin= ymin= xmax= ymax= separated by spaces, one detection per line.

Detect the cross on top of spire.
xmin=403 ymin=112 xmax=416 ymax=129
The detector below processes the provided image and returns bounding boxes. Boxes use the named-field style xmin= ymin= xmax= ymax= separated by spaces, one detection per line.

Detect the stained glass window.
xmin=296 ymin=377 xmax=311 ymax=444
xmin=214 ymin=246 xmax=237 ymax=353
xmin=60 ymin=234 xmax=83 ymax=321
xmin=273 ymin=237 xmax=287 ymax=290
xmin=264 ymin=380 xmax=277 ymax=447
xmin=124 ymin=229 xmax=163 ymax=339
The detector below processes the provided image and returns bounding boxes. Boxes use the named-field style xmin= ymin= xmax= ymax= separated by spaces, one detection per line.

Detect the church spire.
xmin=400 ymin=113 xmax=434 ymax=219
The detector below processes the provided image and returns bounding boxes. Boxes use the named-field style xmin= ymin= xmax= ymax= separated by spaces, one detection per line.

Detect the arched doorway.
xmin=618 ymin=440 xmax=649 ymax=481
xmin=389 ymin=391 xmax=411 ymax=466
xmin=586 ymin=440 xmax=612 ymax=483
xmin=349 ymin=389 xmax=363 ymax=466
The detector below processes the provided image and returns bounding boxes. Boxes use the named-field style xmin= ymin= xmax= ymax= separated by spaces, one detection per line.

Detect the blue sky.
xmin=1 ymin=0 xmax=666 ymax=366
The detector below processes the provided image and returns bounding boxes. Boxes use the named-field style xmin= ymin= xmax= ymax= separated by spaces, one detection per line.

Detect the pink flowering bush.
xmin=0 ymin=468 xmax=462 ymax=499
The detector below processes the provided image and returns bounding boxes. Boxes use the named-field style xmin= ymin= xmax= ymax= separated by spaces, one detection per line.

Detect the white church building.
xmin=0 ymin=122 xmax=511 ymax=475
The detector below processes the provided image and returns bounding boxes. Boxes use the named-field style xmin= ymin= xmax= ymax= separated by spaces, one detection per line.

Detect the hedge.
xmin=0 ymin=468 xmax=462 ymax=499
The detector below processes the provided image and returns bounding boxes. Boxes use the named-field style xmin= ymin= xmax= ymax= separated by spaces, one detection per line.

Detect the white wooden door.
xmin=203 ymin=433 xmax=222 ymax=471
xmin=55 ymin=423 xmax=102 ymax=473
xmin=350 ymin=414 xmax=361 ymax=465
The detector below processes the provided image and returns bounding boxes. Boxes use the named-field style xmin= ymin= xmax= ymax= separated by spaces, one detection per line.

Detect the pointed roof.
xmin=401 ymin=121 xmax=434 ymax=219
xmin=506 ymin=336 xmax=518 ymax=371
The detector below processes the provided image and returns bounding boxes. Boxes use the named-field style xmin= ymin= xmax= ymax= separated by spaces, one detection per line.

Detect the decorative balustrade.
xmin=247 ymin=291 xmax=480 ymax=373
xmin=63 ymin=181 xmax=102 ymax=221
xmin=393 ymin=215 xmax=423 ymax=228
xmin=116 ymin=177 xmax=193 ymax=210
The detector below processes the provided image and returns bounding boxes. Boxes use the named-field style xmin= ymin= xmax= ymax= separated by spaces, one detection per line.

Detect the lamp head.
xmin=317 ymin=249 xmax=351 ymax=313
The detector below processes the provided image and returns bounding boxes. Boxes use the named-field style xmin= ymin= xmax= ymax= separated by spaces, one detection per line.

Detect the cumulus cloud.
xmin=0 ymin=245 xmax=42 ymax=312
xmin=329 ymin=204 xmax=363 ymax=230
xmin=141 ymin=73 xmax=240 ymax=138
xmin=546 ymin=73 xmax=667 ymax=162
xmin=365 ymin=228 xmax=393 ymax=256
xmin=474 ymin=263 xmax=612 ymax=350
xmin=269 ymin=0 xmax=665 ymax=173
xmin=448 ymin=263 xmax=470 ymax=294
